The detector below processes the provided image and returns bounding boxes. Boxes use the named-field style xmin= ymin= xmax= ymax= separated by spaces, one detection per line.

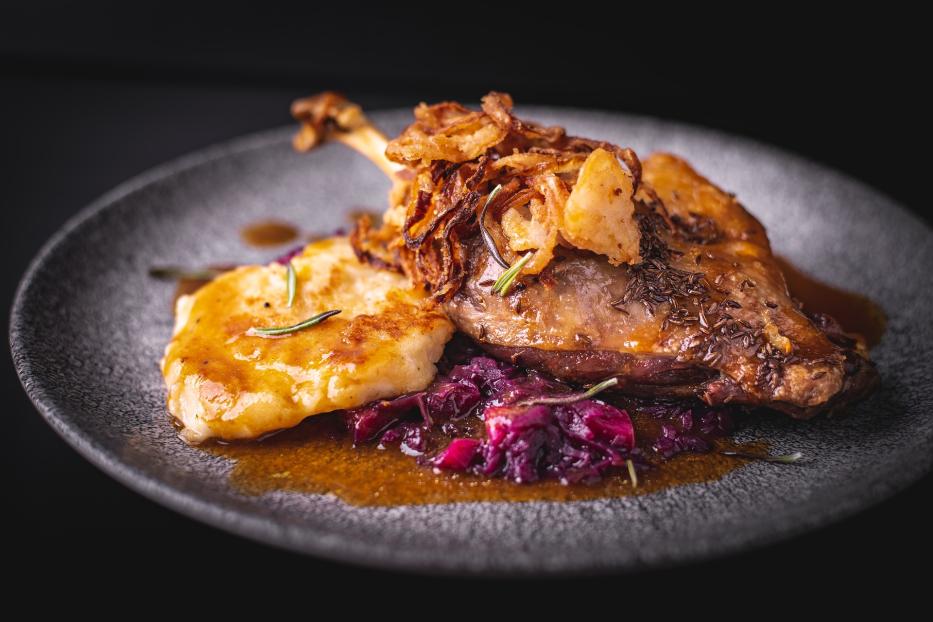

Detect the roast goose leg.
xmin=292 ymin=92 xmax=878 ymax=418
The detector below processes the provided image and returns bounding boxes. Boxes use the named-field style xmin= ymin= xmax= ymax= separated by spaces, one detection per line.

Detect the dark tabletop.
xmin=3 ymin=4 xmax=930 ymax=586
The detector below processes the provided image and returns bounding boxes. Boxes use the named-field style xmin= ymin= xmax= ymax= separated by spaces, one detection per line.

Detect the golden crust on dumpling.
xmin=161 ymin=237 xmax=454 ymax=443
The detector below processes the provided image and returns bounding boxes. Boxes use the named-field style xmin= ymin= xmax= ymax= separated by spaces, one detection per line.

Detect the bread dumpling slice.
xmin=161 ymin=237 xmax=454 ymax=443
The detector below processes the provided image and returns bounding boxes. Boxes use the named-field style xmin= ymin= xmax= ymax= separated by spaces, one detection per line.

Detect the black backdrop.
xmin=3 ymin=2 xmax=931 ymax=590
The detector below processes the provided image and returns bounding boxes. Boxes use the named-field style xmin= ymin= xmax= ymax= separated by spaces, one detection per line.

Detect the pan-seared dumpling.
xmin=161 ymin=237 xmax=454 ymax=443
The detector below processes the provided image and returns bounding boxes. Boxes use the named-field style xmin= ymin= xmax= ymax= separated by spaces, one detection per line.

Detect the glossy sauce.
xmin=188 ymin=257 xmax=883 ymax=506
xmin=777 ymin=257 xmax=886 ymax=348
xmin=206 ymin=413 xmax=764 ymax=506
xmin=240 ymin=220 xmax=300 ymax=247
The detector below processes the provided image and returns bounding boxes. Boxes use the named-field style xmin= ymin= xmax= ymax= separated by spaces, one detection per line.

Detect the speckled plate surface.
xmin=10 ymin=107 xmax=933 ymax=575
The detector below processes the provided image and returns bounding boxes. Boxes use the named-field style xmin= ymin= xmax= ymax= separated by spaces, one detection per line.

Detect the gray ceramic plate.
xmin=10 ymin=107 xmax=933 ymax=575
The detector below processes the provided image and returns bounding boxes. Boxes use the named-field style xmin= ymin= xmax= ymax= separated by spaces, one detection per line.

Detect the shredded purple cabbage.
xmin=345 ymin=393 xmax=431 ymax=445
xmin=479 ymin=399 xmax=636 ymax=484
xmin=343 ymin=352 xmax=735 ymax=484
xmin=648 ymin=406 xmax=734 ymax=458
xmin=432 ymin=438 xmax=482 ymax=470
xmin=446 ymin=356 xmax=520 ymax=394
xmin=378 ymin=421 xmax=427 ymax=456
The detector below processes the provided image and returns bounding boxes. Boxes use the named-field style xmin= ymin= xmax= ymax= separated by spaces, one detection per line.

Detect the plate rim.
xmin=9 ymin=108 xmax=932 ymax=575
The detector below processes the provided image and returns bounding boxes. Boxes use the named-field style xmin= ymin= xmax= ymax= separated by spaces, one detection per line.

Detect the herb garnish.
xmin=286 ymin=261 xmax=297 ymax=307
xmin=247 ymin=309 xmax=341 ymax=337
xmin=721 ymin=450 xmax=803 ymax=464
xmin=516 ymin=377 xmax=619 ymax=407
xmin=478 ymin=184 xmax=509 ymax=269
xmin=626 ymin=459 xmax=638 ymax=488
xmin=492 ymin=252 xmax=532 ymax=296
xmin=149 ymin=266 xmax=225 ymax=281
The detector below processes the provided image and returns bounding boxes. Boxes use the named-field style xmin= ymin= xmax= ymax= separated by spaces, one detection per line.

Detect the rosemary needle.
xmin=492 ymin=252 xmax=532 ymax=296
xmin=626 ymin=459 xmax=638 ymax=488
xmin=286 ymin=261 xmax=297 ymax=307
xmin=247 ymin=309 xmax=341 ymax=337
xmin=478 ymin=184 xmax=509 ymax=269
xmin=721 ymin=450 xmax=803 ymax=464
xmin=517 ymin=377 xmax=619 ymax=406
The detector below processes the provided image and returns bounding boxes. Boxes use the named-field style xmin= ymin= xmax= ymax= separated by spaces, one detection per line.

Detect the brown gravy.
xmin=206 ymin=413 xmax=764 ymax=506
xmin=777 ymin=257 xmax=886 ymax=348
xmin=240 ymin=220 xmax=300 ymax=247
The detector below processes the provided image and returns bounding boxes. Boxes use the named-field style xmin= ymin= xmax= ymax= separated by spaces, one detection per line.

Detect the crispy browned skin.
xmin=446 ymin=154 xmax=877 ymax=417
xmin=292 ymin=92 xmax=878 ymax=418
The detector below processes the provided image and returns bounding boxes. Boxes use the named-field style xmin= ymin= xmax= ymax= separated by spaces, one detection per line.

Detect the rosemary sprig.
xmin=626 ymin=459 xmax=638 ymax=488
xmin=247 ymin=309 xmax=341 ymax=337
xmin=516 ymin=377 xmax=619 ymax=407
xmin=721 ymin=450 xmax=803 ymax=464
xmin=491 ymin=252 xmax=532 ymax=296
xmin=149 ymin=266 xmax=225 ymax=281
xmin=478 ymin=184 xmax=509 ymax=269
xmin=286 ymin=261 xmax=297 ymax=307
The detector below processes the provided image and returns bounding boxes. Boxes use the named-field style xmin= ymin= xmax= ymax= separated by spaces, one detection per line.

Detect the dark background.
xmin=3 ymin=3 xmax=931 ymax=588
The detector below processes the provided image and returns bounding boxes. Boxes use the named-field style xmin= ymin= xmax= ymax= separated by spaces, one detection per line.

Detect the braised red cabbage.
xmin=343 ymin=353 xmax=735 ymax=484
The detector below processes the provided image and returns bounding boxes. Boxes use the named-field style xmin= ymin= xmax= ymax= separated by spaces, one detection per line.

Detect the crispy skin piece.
xmin=291 ymin=91 xmax=878 ymax=417
xmin=445 ymin=154 xmax=877 ymax=417
xmin=561 ymin=148 xmax=641 ymax=265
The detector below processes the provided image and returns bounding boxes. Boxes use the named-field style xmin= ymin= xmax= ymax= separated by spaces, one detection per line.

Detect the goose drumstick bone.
xmin=291 ymin=92 xmax=402 ymax=180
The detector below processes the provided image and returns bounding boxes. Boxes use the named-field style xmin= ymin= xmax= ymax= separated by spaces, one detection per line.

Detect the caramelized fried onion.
xmin=345 ymin=91 xmax=652 ymax=300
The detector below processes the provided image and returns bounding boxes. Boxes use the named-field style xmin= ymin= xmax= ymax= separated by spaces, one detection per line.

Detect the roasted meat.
xmin=292 ymin=92 xmax=878 ymax=418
